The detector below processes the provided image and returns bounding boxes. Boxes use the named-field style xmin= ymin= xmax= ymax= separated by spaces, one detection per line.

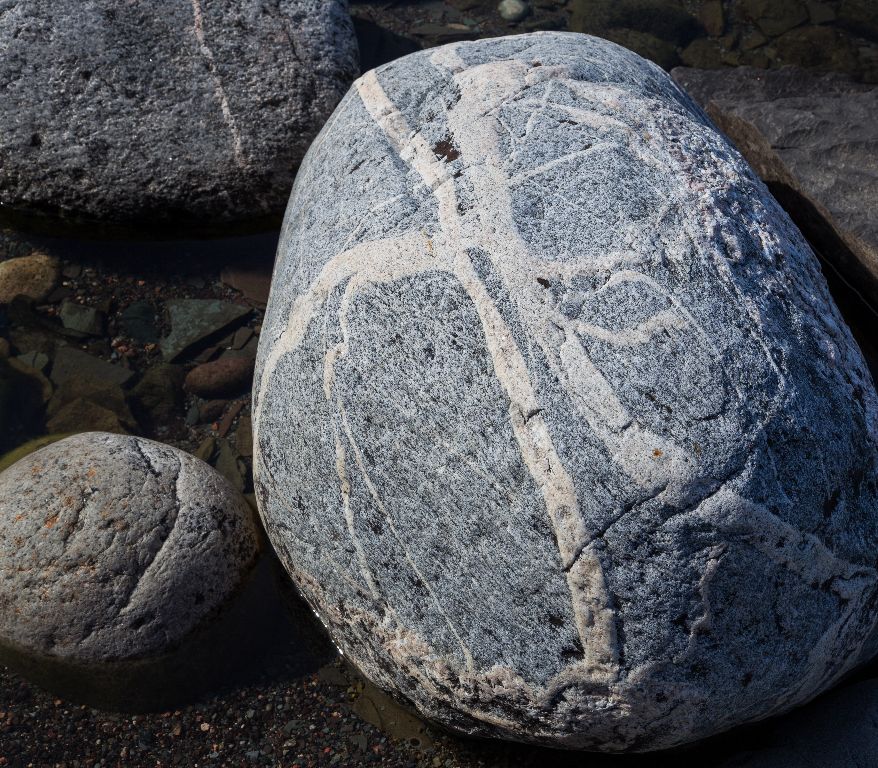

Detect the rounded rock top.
xmin=0 ymin=0 xmax=358 ymax=225
xmin=0 ymin=432 xmax=260 ymax=663
xmin=0 ymin=252 xmax=60 ymax=304
xmin=253 ymin=32 xmax=878 ymax=751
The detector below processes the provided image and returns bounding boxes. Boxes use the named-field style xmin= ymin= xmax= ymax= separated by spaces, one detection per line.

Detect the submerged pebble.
xmin=498 ymin=0 xmax=530 ymax=22
xmin=0 ymin=252 xmax=59 ymax=304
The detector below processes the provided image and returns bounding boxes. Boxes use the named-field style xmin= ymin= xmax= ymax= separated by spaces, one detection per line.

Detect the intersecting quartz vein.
xmin=254 ymin=49 xmax=796 ymax=684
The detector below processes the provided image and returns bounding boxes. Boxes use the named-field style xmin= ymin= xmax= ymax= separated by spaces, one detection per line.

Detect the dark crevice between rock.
xmin=351 ymin=17 xmax=420 ymax=72
xmin=766 ymin=181 xmax=878 ymax=381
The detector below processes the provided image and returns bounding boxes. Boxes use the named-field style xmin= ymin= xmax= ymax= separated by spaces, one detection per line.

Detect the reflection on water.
xmin=0 ymin=551 xmax=337 ymax=712
xmin=0 ymin=227 xmax=279 ymax=279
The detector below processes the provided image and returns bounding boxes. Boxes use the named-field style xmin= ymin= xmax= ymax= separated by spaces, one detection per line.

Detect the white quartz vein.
xmin=191 ymin=0 xmax=245 ymax=167
xmin=355 ymin=65 xmax=620 ymax=677
xmin=252 ymin=46 xmax=832 ymax=694
xmin=249 ymin=42 xmax=878 ymax=745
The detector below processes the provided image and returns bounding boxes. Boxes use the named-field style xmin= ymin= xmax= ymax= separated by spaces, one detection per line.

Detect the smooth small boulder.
xmin=185 ymin=356 xmax=255 ymax=399
xmin=253 ymin=32 xmax=878 ymax=751
xmin=0 ymin=432 xmax=260 ymax=662
xmin=0 ymin=252 xmax=60 ymax=304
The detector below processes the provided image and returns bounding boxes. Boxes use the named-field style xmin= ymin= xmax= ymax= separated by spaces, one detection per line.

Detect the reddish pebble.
xmin=184 ymin=356 xmax=255 ymax=398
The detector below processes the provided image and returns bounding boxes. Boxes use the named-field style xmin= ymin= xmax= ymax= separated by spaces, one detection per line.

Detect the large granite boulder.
xmin=0 ymin=432 xmax=260 ymax=662
xmin=671 ymin=66 xmax=878 ymax=311
xmin=0 ymin=0 xmax=358 ymax=225
xmin=252 ymin=32 xmax=878 ymax=751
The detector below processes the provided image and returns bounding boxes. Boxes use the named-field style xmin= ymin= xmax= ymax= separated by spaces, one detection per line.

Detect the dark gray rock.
xmin=0 ymin=359 xmax=46 ymax=453
xmin=59 ymin=301 xmax=106 ymax=337
xmin=130 ymin=363 xmax=186 ymax=426
xmin=839 ymin=0 xmax=878 ymax=42
xmin=739 ymin=0 xmax=809 ymax=37
xmin=671 ymin=66 xmax=878 ymax=310
xmin=119 ymin=301 xmax=159 ymax=344
xmin=161 ymin=299 xmax=251 ymax=362
xmin=14 ymin=351 xmax=49 ymax=373
xmin=50 ymin=346 xmax=134 ymax=388
xmin=0 ymin=432 xmax=260 ymax=662
xmin=252 ymin=32 xmax=878 ymax=751
xmin=568 ymin=0 xmax=700 ymax=48
xmin=604 ymin=28 xmax=681 ymax=70
xmin=6 ymin=356 xmax=52 ymax=405
xmin=45 ymin=397 xmax=130 ymax=434
xmin=0 ymin=0 xmax=358 ymax=225
xmin=46 ymin=377 xmax=138 ymax=432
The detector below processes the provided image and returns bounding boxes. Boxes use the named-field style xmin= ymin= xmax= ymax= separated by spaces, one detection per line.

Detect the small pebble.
xmin=497 ymin=0 xmax=529 ymax=22
xmin=184 ymin=356 xmax=255 ymax=399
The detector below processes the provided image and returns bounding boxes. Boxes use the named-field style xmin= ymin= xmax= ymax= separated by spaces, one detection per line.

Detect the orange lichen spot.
xmin=13 ymin=514 xmax=25 ymax=522
xmin=30 ymin=464 xmax=43 ymax=476
xmin=86 ymin=467 xmax=97 ymax=479
xmin=652 ymin=448 xmax=663 ymax=458
xmin=44 ymin=514 xmax=59 ymax=529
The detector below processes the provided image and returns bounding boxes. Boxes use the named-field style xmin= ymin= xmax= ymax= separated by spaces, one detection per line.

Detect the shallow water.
xmin=351 ymin=0 xmax=878 ymax=81
xmin=0 ymin=552 xmax=335 ymax=713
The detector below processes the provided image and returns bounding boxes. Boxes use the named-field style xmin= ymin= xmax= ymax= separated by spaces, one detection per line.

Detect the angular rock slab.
xmin=160 ymin=299 xmax=251 ymax=361
xmin=252 ymin=32 xmax=878 ymax=751
xmin=671 ymin=66 xmax=878 ymax=310
xmin=0 ymin=432 xmax=259 ymax=662
xmin=0 ymin=0 xmax=358 ymax=224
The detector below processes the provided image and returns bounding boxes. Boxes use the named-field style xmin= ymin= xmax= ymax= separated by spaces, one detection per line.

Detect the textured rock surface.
xmin=253 ymin=32 xmax=878 ymax=751
xmin=0 ymin=253 xmax=59 ymax=304
xmin=0 ymin=0 xmax=358 ymax=225
xmin=671 ymin=66 xmax=878 ymax=309
xmin=0 ymin=432 xmax=259 ymax=662
xmin=50 ymin=346 xmax=134 ymax=388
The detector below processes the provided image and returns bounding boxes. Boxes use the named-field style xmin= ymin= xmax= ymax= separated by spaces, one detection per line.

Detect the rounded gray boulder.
xmin=0 ymin=0 xmax=358 ymax=225
xmin=0 ymin=432 xmax=260 ymax=662
xmin=252 ymin=32 xmax=878 ymax=751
